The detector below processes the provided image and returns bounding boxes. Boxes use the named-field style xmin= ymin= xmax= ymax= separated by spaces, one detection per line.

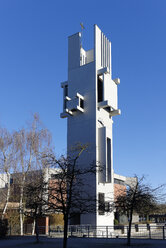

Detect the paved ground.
xmin=1 ymin=236 xmax=166 ymax=248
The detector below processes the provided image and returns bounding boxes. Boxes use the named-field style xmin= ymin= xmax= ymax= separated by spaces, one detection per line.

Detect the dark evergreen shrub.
xmin=0 ymin=219 xmax=8 ymax=238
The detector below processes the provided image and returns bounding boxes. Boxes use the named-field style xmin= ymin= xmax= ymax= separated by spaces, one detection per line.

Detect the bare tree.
xmin=0 ymin=128 xmax=15 ymax=220
xmin=13 ymin=113 xmax=51 ymax=235
xmin=115 ymin=176 xmax=160 ymax=246
xmin=42 ymin=145 xmax=98 ymax=248
xmin=24 ymin=172 xmax=47 ymax=243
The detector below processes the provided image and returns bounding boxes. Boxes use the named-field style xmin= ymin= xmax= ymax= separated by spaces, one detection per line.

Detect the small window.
xmin=98 ymin=193 xmax=105 ymax=215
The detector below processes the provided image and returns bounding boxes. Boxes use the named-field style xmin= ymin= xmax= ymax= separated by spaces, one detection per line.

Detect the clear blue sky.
xmin=0 ymin=0 xmax=166 ymax=189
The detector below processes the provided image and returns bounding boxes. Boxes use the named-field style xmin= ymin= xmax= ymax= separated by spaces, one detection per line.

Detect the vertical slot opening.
xmin=98 ymin=76 xmax=103 ymax=102
xmin=80 ymin=98 xmax=84 ymax=109
xmin=98 ymin=193 xmax=105 ymax=215
xmin=64 ymin=85 xmax=68 ymax=109
xmin=64 ymin=85 xmax=68 ymax=96
xmin=107 ymin=138 xmax=111 ymax=183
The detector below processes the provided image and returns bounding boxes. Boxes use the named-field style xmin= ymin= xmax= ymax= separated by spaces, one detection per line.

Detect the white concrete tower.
xmin=61 ymin=25 xmax=121 ymax=226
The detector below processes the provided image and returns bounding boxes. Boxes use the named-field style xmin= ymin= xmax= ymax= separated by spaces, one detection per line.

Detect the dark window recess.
xmin=105 ymin=202 xmax=110 ymax=212
xmin=107 ymin=138 xmax=111 ymax=183
xmin=64 ymin=85 xmax=68 ymax=109
xmin=64 ymin=85 xmax=68 ymax=96
xmin=70 ymin=213 xmax=80 ymax=225
xmin=10 ymin=178 xmax=13 ymax=185
xmin=98 ymin=193 xmax=105 ymax=215
xmin=80 ymin=99 xmax=84 ymax=109
xmin=71 ymin=107 xmax=77 ymax=112
xmin=105 ymin=107 xmax=111 ymax=113
xmin=98 ymin=76 xmax=103 ymax=102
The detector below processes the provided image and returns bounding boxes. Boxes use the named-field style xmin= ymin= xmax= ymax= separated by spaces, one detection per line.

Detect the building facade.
xmin=61 ymin=25 xmax=121 ymax=226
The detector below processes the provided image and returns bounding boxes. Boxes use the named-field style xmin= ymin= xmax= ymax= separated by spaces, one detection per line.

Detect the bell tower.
xmin=61 ymin=25 xmax=121 ymax=226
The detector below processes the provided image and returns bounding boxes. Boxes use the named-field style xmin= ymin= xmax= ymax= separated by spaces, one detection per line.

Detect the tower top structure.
xmin=61 ymin=24 xmax=121 ymax=119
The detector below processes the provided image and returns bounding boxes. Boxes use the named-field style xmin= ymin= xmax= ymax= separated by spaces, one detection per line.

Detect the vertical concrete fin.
xmin=94 ymin=25 xmax=102 ymax=69
xmin=68 ymin=32 xmax=81 ymax=71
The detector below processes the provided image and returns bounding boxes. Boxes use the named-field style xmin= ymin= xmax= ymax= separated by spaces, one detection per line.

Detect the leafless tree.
xmin=115 ymin=176 xmax=161 ymax=246
xmin=13 ymin=113 xmax=51 ymax=235
xmin=0 ymin=128 xmax=15 ymax=220
xmin=24 ymin=172 xmax=47 ymax=242
xmin=42 ymin=144 xmax=98 ymax=248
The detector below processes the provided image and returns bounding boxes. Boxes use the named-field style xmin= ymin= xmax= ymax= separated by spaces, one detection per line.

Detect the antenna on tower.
xmin=80 ymin=22 xmax=85 ymax=48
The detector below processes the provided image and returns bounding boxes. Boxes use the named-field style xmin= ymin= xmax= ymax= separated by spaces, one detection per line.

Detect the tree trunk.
xmin=127 ymin=209 xmax=133 ymax=246
xmin=63 ymin=214 xmax=68 ymax=248
xmin=1 ymin=172 xmax=10 ymax=220
xmin=19 ymin=198 xmax=24 ymax=236
xmin=35 ymin=217 xmax=39 ymax=243
xmin=32 ymin=219 xmax=35 ymax=235
xmin=20 ymin=175 xmax=25 ymax=236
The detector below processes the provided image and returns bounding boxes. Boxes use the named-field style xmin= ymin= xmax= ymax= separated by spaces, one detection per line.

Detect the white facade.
xmin=0 ymin=173 xmax=8 ymax=188
xmin=61 ymin=25 xmax=121 ymax=226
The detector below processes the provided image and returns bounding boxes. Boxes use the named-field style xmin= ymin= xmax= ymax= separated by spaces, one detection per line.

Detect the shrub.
xmin=114 ymin=219 xmax=119 ymax=225
xmin=0 ymin=219 xmax=8 ymax=238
